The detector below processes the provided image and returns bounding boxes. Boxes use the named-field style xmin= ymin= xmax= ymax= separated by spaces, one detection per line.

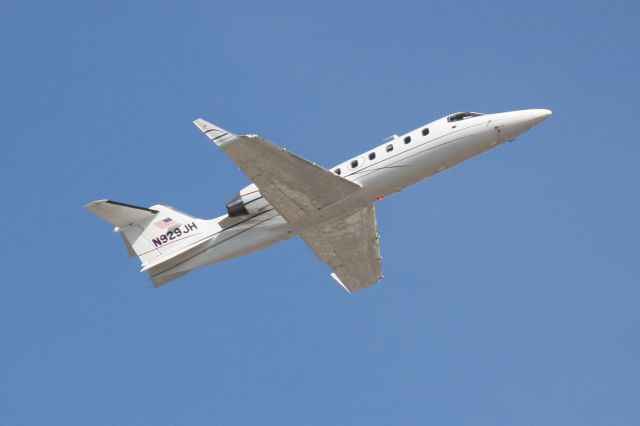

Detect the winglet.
xmin=330 ymin=272 xmax=352 ymax=294
xmin=193 ymin=119 xmax=235 ymax=145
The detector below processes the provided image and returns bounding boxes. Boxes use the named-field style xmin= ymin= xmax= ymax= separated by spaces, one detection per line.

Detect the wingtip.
xmin=192 ymin=119 xmax=234 ymax=144
xmin=84 ymin=199 xmax=107 ymax=210
xmin=192 ymin=118 xmax=210 ymax=131
xmin=192 ymin=118 xmax=225 ymax=132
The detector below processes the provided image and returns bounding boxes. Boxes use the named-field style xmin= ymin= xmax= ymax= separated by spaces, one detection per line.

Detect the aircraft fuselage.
xmin=150 ymin=109 xmax=551 ymax=283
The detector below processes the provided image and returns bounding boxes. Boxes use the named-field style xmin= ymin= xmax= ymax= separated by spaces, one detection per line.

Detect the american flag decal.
xmin=154 ymin=217 xmax=177 ymax=229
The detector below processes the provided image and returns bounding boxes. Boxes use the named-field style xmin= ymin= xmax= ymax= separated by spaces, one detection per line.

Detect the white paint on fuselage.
xmin=150 ymin=109 xmax=551 ymax=281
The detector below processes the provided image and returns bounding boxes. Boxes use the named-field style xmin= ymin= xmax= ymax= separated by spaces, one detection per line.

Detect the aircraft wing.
xmin=193 ymin=119 xmax=361 ymax=227
xmin=300 ymin=204 xmax=382 ymax=293
xmin=194 ymin=119 xmax=382 ymax=292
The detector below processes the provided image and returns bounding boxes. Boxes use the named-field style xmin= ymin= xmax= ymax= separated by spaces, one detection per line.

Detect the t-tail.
xmin=85 ymin=200 xmax=208 ymax=286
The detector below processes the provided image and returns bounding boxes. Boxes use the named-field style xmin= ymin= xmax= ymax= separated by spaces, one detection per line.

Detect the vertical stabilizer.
xmin=85 ymin=199 xmax=207 ymax=268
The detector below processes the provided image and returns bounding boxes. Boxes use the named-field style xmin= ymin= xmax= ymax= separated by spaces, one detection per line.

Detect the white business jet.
xmin=86 ymin=109 xmax=551 ymax=292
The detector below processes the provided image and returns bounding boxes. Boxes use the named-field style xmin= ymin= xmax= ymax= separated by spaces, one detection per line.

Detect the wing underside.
xmin=193 ymin=119 xmax=360 ymax=227
xmin=194 ymin=119 xmax=382 ymax=292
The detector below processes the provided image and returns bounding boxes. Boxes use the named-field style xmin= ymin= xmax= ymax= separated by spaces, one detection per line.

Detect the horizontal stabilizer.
xmin=86 ymin=199 xmax=208 ymax=274
xmin=85 ymin=200 xmax=158 ymax=229
xmin=151 ymin=270 xmax=190 ymax=287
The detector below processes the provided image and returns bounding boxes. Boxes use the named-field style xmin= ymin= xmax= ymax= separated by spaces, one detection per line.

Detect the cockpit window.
xmin=447 ymin=112 xmax=483 ymax=122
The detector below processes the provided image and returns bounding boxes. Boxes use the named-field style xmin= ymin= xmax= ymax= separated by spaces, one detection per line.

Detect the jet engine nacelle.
xmin=226 ymin=184 xmax=270 ymax=217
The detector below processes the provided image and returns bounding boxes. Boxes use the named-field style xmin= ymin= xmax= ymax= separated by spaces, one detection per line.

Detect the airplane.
xmin=86 ymin=109 xmax=551 ymax=293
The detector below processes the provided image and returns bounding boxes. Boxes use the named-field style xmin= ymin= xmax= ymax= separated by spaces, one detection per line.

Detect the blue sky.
xmin=2 ymin=1 xmax=639 ymax=424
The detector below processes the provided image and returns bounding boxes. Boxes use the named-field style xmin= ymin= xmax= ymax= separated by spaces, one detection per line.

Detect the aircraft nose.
xmin=494 ymin=108 xmax=552 ymax=142
xmin=528 ymin=109 xmax=552 ymax=126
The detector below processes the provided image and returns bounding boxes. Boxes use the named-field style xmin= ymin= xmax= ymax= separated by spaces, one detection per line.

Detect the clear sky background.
xmin=1 ymin=1 xmax=639 ymax=424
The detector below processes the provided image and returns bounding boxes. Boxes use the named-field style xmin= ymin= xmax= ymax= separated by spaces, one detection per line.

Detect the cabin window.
xmin=386 ymin=144 xmax=394 ymax=152
xmin=334 ymin=168 xmax=341 ymax=175
xmin=404 ymin=136 xmax=411 ymax=144
xmin=350 ymin=160 xmax=359 ymax=168
xmin=421 ymin=128 xmax=429 ymax=136
xmin=369 ymin=152 xmax=376 ymax=160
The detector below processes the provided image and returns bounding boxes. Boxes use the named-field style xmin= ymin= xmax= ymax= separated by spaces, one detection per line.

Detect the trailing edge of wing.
xmin=301 ymin=205 xmax=383 ymax=293
xmin=193 ymin=118 xmax=361 ymax=227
